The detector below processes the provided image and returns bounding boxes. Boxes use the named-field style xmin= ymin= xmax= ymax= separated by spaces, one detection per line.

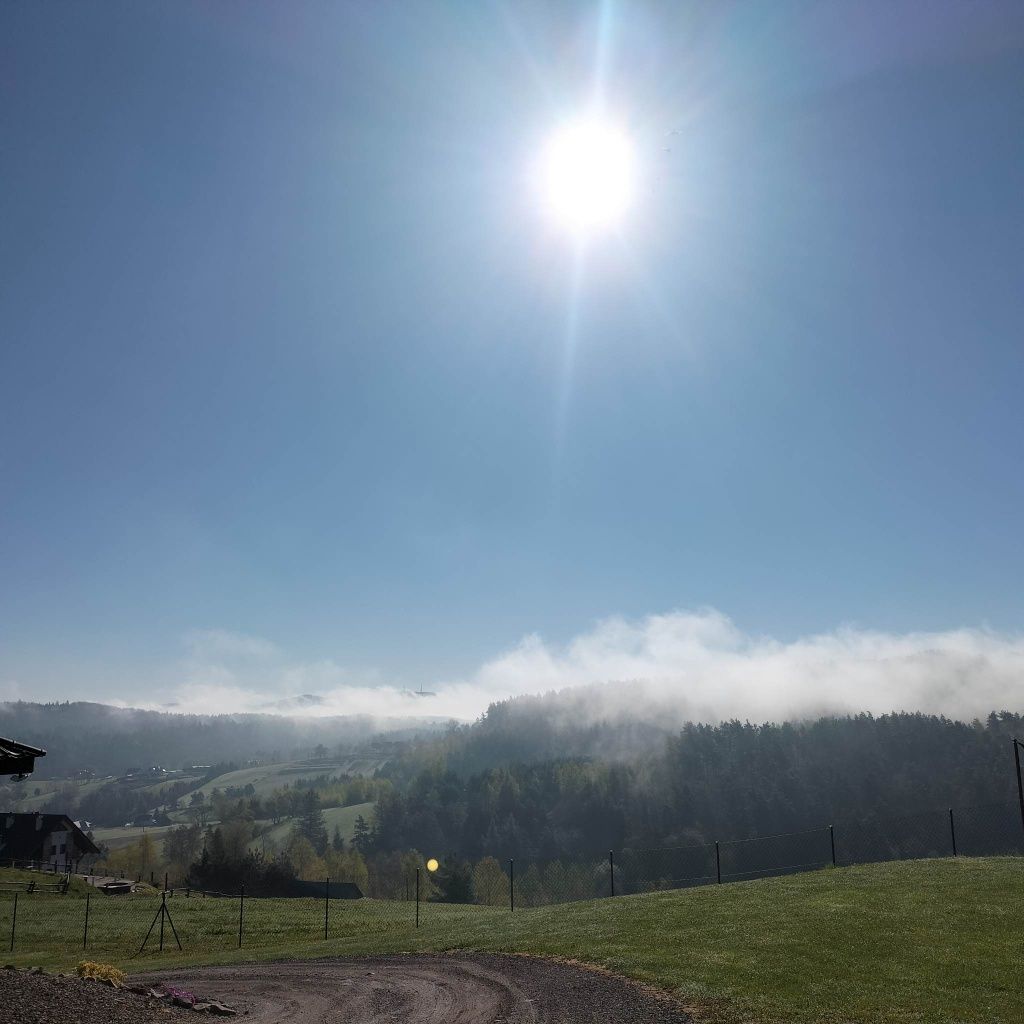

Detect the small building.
xmin=0 ymin=812 xmax=100 ymax=872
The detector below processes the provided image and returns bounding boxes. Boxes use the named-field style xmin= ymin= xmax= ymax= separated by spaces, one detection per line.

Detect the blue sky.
xmin=2 ymin=2 xmax=1023 ymax=711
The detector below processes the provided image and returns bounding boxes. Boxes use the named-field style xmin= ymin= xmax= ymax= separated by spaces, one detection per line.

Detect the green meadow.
xmin=2 ymin=857 xmax=1021 ymax=1023
xmin=188 ymin=758 xmax=389 ymax=800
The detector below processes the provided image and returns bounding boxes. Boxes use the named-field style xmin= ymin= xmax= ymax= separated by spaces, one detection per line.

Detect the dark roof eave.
xmin=0 ymin=737 xmax=46 ymax=758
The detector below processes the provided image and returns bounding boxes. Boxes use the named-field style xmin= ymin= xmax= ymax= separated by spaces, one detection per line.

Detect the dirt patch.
xmin=135 ymin=953 xmax=693 ymax=1023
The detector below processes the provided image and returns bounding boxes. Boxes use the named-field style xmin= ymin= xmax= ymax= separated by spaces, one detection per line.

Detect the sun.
xmin=537 ymin=117 xmax=636 ymax=233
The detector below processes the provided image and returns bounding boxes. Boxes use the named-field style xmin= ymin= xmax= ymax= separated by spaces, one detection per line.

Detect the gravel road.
xmin=136 ymin=953 xmax=692 ymax=1024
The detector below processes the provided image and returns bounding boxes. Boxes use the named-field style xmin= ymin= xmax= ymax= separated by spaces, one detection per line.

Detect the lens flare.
xmin=538 ymin=117 xmax=636 ymax=233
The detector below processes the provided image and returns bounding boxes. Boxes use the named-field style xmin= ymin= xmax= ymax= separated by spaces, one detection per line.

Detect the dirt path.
xmin=135 ymin=953 xmax=692 ymax=1024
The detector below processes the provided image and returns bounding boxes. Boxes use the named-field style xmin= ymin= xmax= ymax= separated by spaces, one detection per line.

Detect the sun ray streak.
xmin=551 ymin=0 xmax=616 ymax=494
xmin=591 ymin=0 xmax=615 ymax=109
xmin=553 ymin=239 xmax=589 ymax=481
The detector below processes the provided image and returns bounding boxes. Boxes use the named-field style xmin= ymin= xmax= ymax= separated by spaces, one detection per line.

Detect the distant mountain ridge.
xmin=0 ymin=700 xmax=445 ymax=778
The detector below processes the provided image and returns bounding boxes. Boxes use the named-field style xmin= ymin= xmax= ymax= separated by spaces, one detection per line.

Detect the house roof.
xmin=0 ymin=737 xmax=46 ymax=777
xmin=0 ymin=812 xmax=100 ymax=857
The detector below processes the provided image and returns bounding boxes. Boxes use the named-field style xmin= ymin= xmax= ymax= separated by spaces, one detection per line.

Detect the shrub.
xmin=77 ymin=961 xmax=126 ymax=986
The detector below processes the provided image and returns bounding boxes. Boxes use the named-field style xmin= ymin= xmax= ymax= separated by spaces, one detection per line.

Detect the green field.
xmin=91 ymin=802 xmax=375 ymax=861
xmin=2 ymin=857 xmax=1021 ymax=1023
xmin=8 ymin=756 xmax=385 ymax=820
xmin=189 ymin=757 xmax=388 ymax=800
xmin=92 ymin=824 xmax=181 ymax=852
xmin=250 ymin=802 xmax=375 ymax=854
xmin=10 ymin=778 xmax=109 ymax=812
xmin=134 ymin=772 xmax=209 ymax=798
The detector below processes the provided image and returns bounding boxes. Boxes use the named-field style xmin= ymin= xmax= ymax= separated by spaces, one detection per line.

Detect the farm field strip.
xmin=91 ymin=824 xmax=181 ymax=850
xmin=190 ymin=758 xmax=388 ymax=799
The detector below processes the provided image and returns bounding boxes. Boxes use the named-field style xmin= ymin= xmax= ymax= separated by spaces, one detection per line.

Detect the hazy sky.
xmin=2 ymin=2 xmax=1023 ymax=713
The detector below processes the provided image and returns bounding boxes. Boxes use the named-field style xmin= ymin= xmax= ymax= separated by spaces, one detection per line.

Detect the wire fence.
xmin=2 ymin=798 xmax=1022 ymax=961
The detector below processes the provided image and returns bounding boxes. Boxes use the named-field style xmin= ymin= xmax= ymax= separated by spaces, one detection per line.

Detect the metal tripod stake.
xmin=138 ymin=891 xmax=182 ymax=955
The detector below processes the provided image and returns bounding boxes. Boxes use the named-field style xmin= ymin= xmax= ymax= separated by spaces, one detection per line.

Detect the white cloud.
xmin=457 ymin=610 xmax=1024 ymax=724
xmin=113 ymin=610 xmax=1024 ymax=725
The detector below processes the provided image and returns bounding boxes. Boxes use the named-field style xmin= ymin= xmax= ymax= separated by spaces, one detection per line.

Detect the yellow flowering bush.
xmin=76 ymin=961 xmax=126 ymax=986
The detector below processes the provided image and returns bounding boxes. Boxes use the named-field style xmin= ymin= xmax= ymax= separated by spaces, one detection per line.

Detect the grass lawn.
xmin=2 ymin=857 xmax=1020 ymax=1023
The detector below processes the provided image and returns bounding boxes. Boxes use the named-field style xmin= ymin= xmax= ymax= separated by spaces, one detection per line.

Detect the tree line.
xmin=367 ymin=710 xmax=1024 ymax=861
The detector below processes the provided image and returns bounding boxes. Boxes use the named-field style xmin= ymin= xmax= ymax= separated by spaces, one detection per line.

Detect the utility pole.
xmin=1014 ymin=739 xmax=1024 ymax=836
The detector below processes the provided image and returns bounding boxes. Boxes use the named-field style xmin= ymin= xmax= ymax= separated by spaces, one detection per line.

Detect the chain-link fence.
xmin=0 ymin=886 xmax=424 ymax=961
xmin=2 ymin=798 xmax=1022 ymax=961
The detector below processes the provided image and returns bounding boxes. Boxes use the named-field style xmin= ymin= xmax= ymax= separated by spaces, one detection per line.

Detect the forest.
xmin=368 ymin=707 xmax=1023 ymax=860
xmin=4 ymin=695 xmax=1022 ymax=891
xmin=124 ymin=706 xmax=1018 ymax=903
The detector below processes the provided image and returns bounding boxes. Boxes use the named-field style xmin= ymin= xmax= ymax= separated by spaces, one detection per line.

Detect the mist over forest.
xmin=4 ymin=692 xmax=1021 ymax=865
xmin=0 ymin=700 xmax=443 ymax=778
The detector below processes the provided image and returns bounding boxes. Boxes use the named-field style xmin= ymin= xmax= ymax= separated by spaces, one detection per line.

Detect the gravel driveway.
xmin=136 ymin=953 xmax=693 ymax=1024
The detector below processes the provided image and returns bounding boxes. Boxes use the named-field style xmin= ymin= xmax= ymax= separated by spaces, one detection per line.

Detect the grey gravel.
xmin=0 ymin=969 xmax=194 ymax=1024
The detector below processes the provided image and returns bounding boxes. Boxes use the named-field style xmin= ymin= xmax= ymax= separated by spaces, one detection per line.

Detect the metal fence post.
xmin=238 ymin=885 xmax=244 ymax=948
xmin=509 ymin=859 xmax=514 ymax=913
xmin=10 ymin=893 xmax=17 ymax=952
xmin=324 ymin=877 xmax=329 ymax=940
xmin=415 ymin=868 xmax=420 ymax=928
xmin=1014 ymin=739 xmax=1024 ymax=836
xmin=609 ymin=851 xmax=615 ymax=897
xmin=715 ymin=841 xmax=721 ymax=884
xmin=949 ymin=808 xmax=957 ymax=856
xmin=159 ymin=891 xmax=166 ymax=951
xmin=83 ymin=890 xmax=90 ymax=949
xmin=164 ymin=872 xmax=168 ymax=892
xmin=830 ymin=824 xmax=836 ymax=867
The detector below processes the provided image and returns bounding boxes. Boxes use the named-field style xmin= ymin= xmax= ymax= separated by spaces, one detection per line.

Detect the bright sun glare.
xmin=538 ymin=117 xmax=636 ymax=233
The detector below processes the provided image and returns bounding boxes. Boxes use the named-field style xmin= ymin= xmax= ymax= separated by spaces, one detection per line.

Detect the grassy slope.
xmin=92 ymin=824 xmax=180 ymax=851
xmin=190 ymin=757 xmax=387 ymax=800
xmin=3 ymin=857 xmax=1021 ymax=1023
xmin=93 ymin=802 xmax=375 ymax=861
xmin=7 ymin=757 xmax=384 ymax=818
xmin=250 ymin=802 xmax=375 ymax=853
xmin=11 ymin=778 xmax=108 ymax=812
xmin=0 ymin=867 xmax=93 ymax=896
